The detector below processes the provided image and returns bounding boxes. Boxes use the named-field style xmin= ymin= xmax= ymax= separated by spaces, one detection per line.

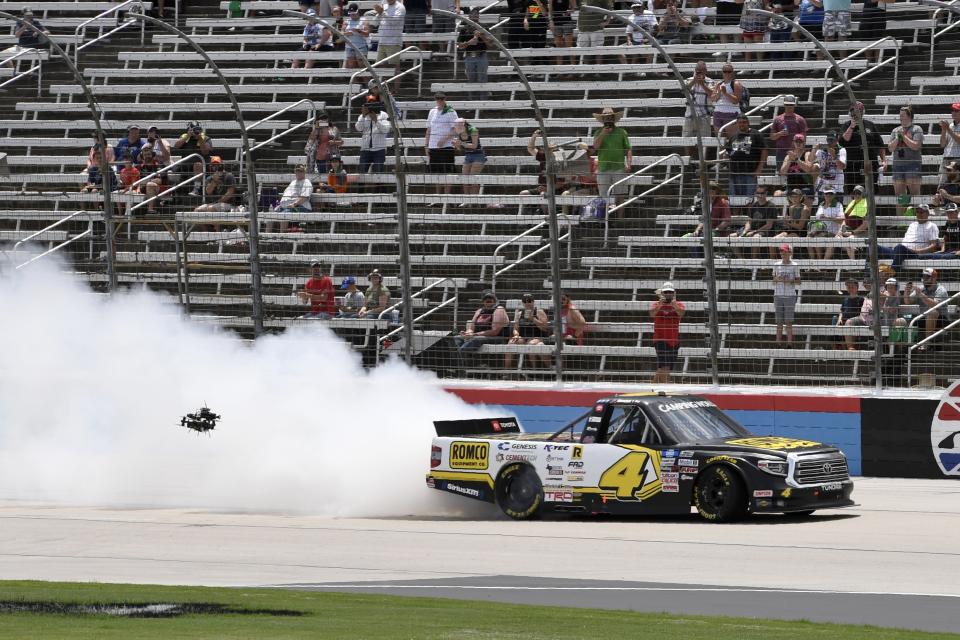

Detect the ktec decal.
xmin=932 ymin=380 xmax=960 ymax=477
xmin=450 ymin=441 xmax=489 ymax=469
xmin=544 ymin=444 xmax=570 ymax=452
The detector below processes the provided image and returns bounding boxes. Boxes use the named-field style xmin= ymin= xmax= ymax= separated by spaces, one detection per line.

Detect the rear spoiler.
xmin=433 ymin=417 xmax=522 ymax=437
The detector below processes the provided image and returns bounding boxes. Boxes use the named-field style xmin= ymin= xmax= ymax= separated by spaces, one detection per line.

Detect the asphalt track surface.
xmin=0 ymin=477 xmax=958 ymax=634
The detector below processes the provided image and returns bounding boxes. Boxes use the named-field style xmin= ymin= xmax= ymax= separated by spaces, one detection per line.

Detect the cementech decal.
xmin=449 ymin=441 xmax=489 ymax=470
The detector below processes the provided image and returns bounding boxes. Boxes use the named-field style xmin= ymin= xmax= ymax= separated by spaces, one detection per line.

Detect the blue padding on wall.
xmin=498 ymin=405 xmax=862 ymax=476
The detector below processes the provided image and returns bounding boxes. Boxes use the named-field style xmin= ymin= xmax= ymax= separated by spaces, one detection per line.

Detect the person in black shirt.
xmin=836 ymin=279 xmax=864 ymax=346
xmin=549 ymin=0 xmax=577 ymax=64
xmin=403 ymin=0 xmax=428 ymax=33
xmin=839 ymin=101 xmax=886 ymax=195
xmin=457 ymin=7 xmax=490 ymax=100
xmin=922 ymin=206 xmax=960 ymax=259
xmin=729 ymin=186 xmax=778 ymax=258
xmin=2 ymin=10 xmax=49 ymax=68
xmin=724 ymin=113 xmax=768 ymax=198
xmin=505 ymin=292 xmax=551 ymax=368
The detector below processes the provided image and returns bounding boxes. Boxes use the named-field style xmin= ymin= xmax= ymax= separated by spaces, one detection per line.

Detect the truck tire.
xmin=495 ymin=463 xmax=543 ymax=520
xmin=694 ymin=465 xmax=748 ymax=523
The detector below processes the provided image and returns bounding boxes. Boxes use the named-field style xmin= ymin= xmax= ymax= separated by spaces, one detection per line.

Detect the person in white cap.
xmin=902 ymin=268 xmax=949 ymax=348
xmin=769 ymin=95 xmax=809 ymax=164
xmin=875 ymin=204 xmax=940 ymax=273
xmin=650 ymin=282 xmax=685 ymax=383
xmin=619 ymin=2 xmax=656 ymax=68
xmin=772 ymin=244 xmax=801 ymax=345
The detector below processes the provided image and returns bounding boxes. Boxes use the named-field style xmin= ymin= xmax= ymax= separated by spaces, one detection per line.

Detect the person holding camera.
xmin=175 ymin=122 xmax=214 ymax=194
xmin=145 ymin=126 xmax=171 ymax=164
xmin=888 ymin=105 xmax=924 ymax=215
xmin=591 ymin=107 xmax=632 ymax=210
xmin=457 ymin=7 xmax=491 ymax=100
xmin=305 ymin=111 xmax=342 ymax=175
xmin=193 ymin=156 xmax=237 ymax=213
xmin=356 ymin=102 xmax=392 ymax=174
xmin=650 ymin=282 xmax=685 ymax=384
xmin=505 ymin=293 xmax=551 ymax=369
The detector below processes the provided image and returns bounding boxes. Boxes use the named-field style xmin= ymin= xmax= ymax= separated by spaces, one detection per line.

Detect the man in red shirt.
xmin=650 ymin=282 xmax=686 ymax=384
xmin=298 ymin=262 xmax=335 ymax=319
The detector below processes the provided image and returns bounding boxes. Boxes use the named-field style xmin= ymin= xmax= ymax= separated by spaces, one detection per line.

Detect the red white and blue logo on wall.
xmin=932 ymin=380 xmax=960 ymax=477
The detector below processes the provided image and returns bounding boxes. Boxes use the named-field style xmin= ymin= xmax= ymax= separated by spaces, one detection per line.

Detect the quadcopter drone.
xmin=179 ymin=405 xmax=220 ymax=434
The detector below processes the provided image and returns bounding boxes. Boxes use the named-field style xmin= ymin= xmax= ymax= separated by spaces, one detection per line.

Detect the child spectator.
xmin=137 ymin=144 xmax=168 ymax=214
xmin=774 ymin=189 xmax=811 ymax=250
xmin=813 ymin=131 xmax=846 ymax=195
xmin=325 ymin=155 xmax=349 ymax=195
xmin=337 ymin=276 xmax=366 ymax=318
xmin=808 ymin=187 xmax=843 ymax=260
xmin=119 ymin=155 xmax=141 ymax=192
xmin=298 ymin=262 xmax=336 ymax=319
xmin=292 ymin=9 xmax=326 ymax=69
xmin=836 ymin=278 xmax=864 ymax=329
xmin=81 ymin=143 xmax=117 ymax=192
xmin=837 ymin=184 xmax=868 ymax=259
xmin=650 ymin=282 xmax=685 ymax=383
xmin=773 ymin=244 xmax=801 ymax=346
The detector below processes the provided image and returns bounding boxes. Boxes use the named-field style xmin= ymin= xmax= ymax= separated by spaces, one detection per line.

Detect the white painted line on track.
xmin=310 ymin=585 xmax=960 ymax=599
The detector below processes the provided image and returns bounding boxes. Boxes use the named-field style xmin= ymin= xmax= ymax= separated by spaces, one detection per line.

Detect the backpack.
xmin=738 ymin=82 xmax=750 ymax=112
xmin=581 ymin=198 xmax=607 ymax=220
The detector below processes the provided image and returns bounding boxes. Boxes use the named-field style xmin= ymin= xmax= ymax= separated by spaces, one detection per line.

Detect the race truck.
xmin=426 ymin=392 xmax=855 ymax=522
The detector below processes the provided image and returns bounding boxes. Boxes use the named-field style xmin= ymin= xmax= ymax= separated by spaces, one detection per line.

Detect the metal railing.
xmin=376 ymin=276 xmax=462 ymax=359
xmin=822 ymin=36 xmax=901 ymax=121
xmin=243 ymin=98 xmax=318 ymax=173
xmin=929 ymin=2 xmax=960 ymax=69
xmin=0 ymin=47 xmax=42 ymax=95
xmin=906 ymin=289 xmax=960 ymax=385
xmin=74 ymin=0 xmax=145 ymax=63
xmin=123 ymin=153 xmax=206 ymax=236
xmin=345 ymin=46 xmax=425 ymax=123
xmin=10 ymin=210 xmax=94 ymax=270
xmin=490 ymin=220 xmax=551 ymax=292
xmin=604 ymin=153 xmax=685 ymax=246
xmin=492 ymin=214 xmax=573 ymax=292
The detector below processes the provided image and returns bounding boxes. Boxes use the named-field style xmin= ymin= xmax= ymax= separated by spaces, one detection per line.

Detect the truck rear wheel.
xmin=694 ymin=465 xmax=748 ymax=523
xmin=495 ymin=463 xmax=543 ymax=520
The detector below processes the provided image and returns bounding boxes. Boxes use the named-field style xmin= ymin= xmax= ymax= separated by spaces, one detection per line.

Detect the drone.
xmin=179 ymin=405 xmax=220 ymax=434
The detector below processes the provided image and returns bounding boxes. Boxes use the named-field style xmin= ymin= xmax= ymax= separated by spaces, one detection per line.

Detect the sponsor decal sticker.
xmin=680 ymin=450 xmax=694 ymax=457
xmin=755 ymin=499 xmax=772 ymax=508
xmin=679 ymin=466 xmax=698 ymax=474
xmin=446 ymin=483 xmax=481 ymax=498
xmin=547 ymin=465 xmax=564 ymax=476
xmin=662 ymin=449 xmax=678 ymax=458
xmin=450 ymin=441 xmax=489 ymax=470
xmin=753 ymin=489 xmax=773 ymax=498
xmin=660 ymin=459 xmax=676 ymax=470
xmin=677 ymin=458 xmax=698 ymax=467
xmin=680 ymin=474 xmax=694 ymax=481
xmin=491 ymin=420 xmax=502 ymax=432
xmin=932 ymin=380 xmax=960 ymax=477
xmin=726 ymin=436 xmax=822 ymax=451
xmin=588 ymin=416 xmax=603 ymax=423
xmin=572 ymin=446 xmax=583 ymax=459
xmin=821 ymin=482 xmax=842 ymax=491
xmin=544 ymin=444 xmax=570 ymax=452
xmin=497 ymin=452 xmax=536 ymax=463
xmin=566 ymin=473 xmax=585 ymax=482
xmin=544 ymin=490 xmax=574 ymax=503
xmin=662 ymin=472 xmax=679 ymax=482
xmin=657 ymin=400 xmax=715 ymax=413
xmin=567 ymin=460 xmax=585 ymax=469
xmin=706 ymin=455 xmax=738 ymax=465
xmin=512 ymin=443 xmax=538 ymax=450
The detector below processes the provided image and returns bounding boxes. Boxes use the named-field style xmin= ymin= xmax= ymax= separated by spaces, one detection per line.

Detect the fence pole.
xmin=128 ymin=12 xmax=264 ymax=337
xmin=747 ymin=8 xmax=881 ymax=391
xmin=285 ymin=9 xmax=413 ymax=363
xmin=434 ymin=8 xmax=564 ymax=382
xmin=584 ymin=6 xmax=719 ymax=386
xmin=0 ymin=10 xmax=116 ymax=291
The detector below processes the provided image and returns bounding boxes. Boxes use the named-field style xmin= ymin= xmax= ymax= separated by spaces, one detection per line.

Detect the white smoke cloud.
xmin=0 ymin=259 xmax=495 ymax=517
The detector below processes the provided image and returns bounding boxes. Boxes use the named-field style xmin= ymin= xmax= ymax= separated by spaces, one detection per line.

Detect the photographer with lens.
xmin=175 ymin=122 xmax=215 ymax=195
xmin=355 ymin=101 xmax=392 ymax=174
xmin=650 ymin=282 xmax=685 ymax=384
xmin=305 ymin=111 xmax=342 ymax=175
xmin=192 ymin=156 xmax=237 ymax=213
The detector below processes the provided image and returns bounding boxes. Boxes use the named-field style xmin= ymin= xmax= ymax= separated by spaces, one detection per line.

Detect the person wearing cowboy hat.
xmin=358 ymin=269 xmax=392 ymax=318
xmin=591 ymin=107 xmax=632 ymax=209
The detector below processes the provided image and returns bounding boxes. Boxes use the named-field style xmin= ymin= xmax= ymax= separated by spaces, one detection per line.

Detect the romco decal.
xmin=450 ymin=441 xmax=489 ymax=470
xmin=932 ymin=380 xmax=960 ymax=477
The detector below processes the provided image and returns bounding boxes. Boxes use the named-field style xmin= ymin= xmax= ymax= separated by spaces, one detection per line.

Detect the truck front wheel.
xmin=694 ymin=465 xmax=748 ymax=523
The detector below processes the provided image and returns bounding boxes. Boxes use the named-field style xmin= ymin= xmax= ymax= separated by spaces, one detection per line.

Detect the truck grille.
xmin=793 ymin=454 xmax=849 ymax=485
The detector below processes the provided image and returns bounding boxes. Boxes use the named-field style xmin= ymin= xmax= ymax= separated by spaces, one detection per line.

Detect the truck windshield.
xmin=655 ymin=404 xmax=752 ymax=443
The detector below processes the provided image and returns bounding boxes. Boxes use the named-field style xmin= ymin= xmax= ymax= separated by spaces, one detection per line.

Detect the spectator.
xmin=425 ymin=92 xmax=459 ymax=200
xmin=844 ymin=277 xmax=873 ymax=349
xmin=556 ymin=292 xmax=587 ymax=345
xmin=404 ymin=0 xmax=428 ymax=33
xmin=81 ymin=143 xmax=117 ymax=192
xmin=292 ymin=10 xmax=330 ymax=69
xmin=836 ymin=278 xmax=864 ymax=332
xmin=879 ymin=277 xmax=907 ymax=329
xmin=938 ymin=161 xmax=960 ymax=202
xmin=576 ymin=0 xmax=612 ymax=63
xmin=372 ymin=0 xmax=405 ymax=62
xmin=452 ymin=118 xmax=485 ymax=202
xmin=275 ymin=164 xmax=314 ymax=216
xmin=730 ymin=185 xmax=777 ymax=258
xmin=768 ymin=2 xmax=795 ymax=60
xmin=457 ymin=7 xmax=491 ymax=100
xmin=324 ymin=154 xmax=349 ymax=195
xmin=710 ymin=64 xmax=743 ymax=137
xmin=887 ymin=106 xmax=924 ymax=215
xmin=337 ymin=276 xmax=366 ymax=318
xmin=620 ymin=2 xmax=656 ymax=67
xmin=939 ymin=103 xmax=960 ymax=181
xmin=927 ymin=205 xmax=960 ymax=258
xmin=813 ymin=130 xmax=846 ymax=196
xmin=773 ymin=244 xmax=801 ymax=345
xmin=548 ymin=0 xmax=578 ymax=65
xmin=837 ymin=184 xmax=868 ymax=259
xmin=342 ymin=3 xmax=369 ymax=69
xmin=796 ymin=0 xmax=824 ymax=41
xmin=739 ymin=0 xmax=769 ymax=62
xmin=591 ymin=106 xmax=632 ymax=209
xmin=311 ymin=0 xmax=340 ymax=18
xmin=505 ymin=0 xmax=528 ymax=49
xmin=118 ymin=155 xmax=140 ymax=194
xmin=684 ymin=61 xmax=713 ymax=155
xmin=770 ymin=95 xmax=809 ymax=164
xmin=358 ymin=269 xmax=391 ymax=318
xmin=840 ymin=101 xmax=885 ymax=195
xmin=822 ymin=0 xmax=852 ymax=50
xmin=690 ymin=182 xmax=732 ymax=237
xmin=779 ymin=133 xmax=817 ymax=199
xmin=655 ymin=0 xmax=690 ymax=45
xmin=932 ymin=188 xmax=960 ymax=215
xmin=876 ymin=204 xmax=940 ymax=273
xmin=356 ymin=101 xmax=392 ymax=174
xmin=305 ymin=111 xmax=343 ymax=176
xmin=174 ymin=122 xmax=214 ymax=193
xmin=454 ymin=290 xmax=511 ymax=358
xmin=136 ymin=144 xmax=168 ymax=214
xmin=522 ymin=0 xmax=549 ymax=49
xmin=807 ymin=186 xmax=843 ymax=260
xmin=431 ymin=0 xmax=460 ymax=38
xmin=714 ymin=0 xmax=743 ymax=44
xmin=774 ymin=188 xmax=811 ymax=245
xmin=114 ymin=125 xmax=145 ymax=171
xmin=650 ymin=282 xmax=685 ymax=383
xmin=298 ymin=262 xmax=336 ymax=319
xmin=724 ymin=113 xmax=768 ymax=198
xmin=2 ymin=10 xmax=48 ymax=69
xmin=519 ymin=130 xmax=575 ymax=207
xmin=193 ymin=156 xmax=237 ymax=213
xmin=505 ymin=293 xmax=551 ymax=369
xmin=903 ymin=268 xmax=950 ymax=348
xmin=144 ymin=127 xmax=171 ymax=164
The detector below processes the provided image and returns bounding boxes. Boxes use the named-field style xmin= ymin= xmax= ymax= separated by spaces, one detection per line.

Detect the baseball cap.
xmin=660 ymin=281 xmax=676 ymax=293
xmin=922 ymin=267 xmax=938 ymax=278
xmin=311 ymin=261 xmax=322 ymax=268
xmin=368 ymin=268 xmax=383 ymax=279
xmin=22 ymin=9 xmax=33 ymax=17
xmin=852 ymin=185 xmax=865 ymax=194
xmin=783 ymin=95 xmax=797 ymax=105
xmin=915 ymin=204 xmax=930 ymax=214
xmin=631 ymin=2 xmax=645 ymax=7
xmin=779 ymin=244 xmax=792 ymax=252
xmin=793 ymin=133 xmax=805 ymax=142
xmin=209 ymin=155 xmax=223 ymax=165
xmin=789 ymin=188 xmax=803 ymax=196
xmin=481 ymin=289 xmax=497 ymax=300
xmin=347 ymin=2 xmax=359 ymax=12
xmin=306 ymin=8 xmax=317 ymax=15
xmin=825 ymin=130 xmax=838 ymax=142
xmin=952 ymin=103 xmax=960 ymax=112
xmin=328 ymin=152 xmax=342 ymax=161
xmin=295 ymin=163 xmax=307 ymax=171
xmin=885 ymin=277 xmax=898 ymax=286
xmin=127 ymin=124 xmax=140 ymax=131
xmin=737 ymin=113 xmax=750 ymax=122
xmin=823 ymin=186 xmax=837 ymax=194
xmin=434 ymin=91 xmax=447 ymax=100
xmin=341 ymin=276 xmax=356 ymax=289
